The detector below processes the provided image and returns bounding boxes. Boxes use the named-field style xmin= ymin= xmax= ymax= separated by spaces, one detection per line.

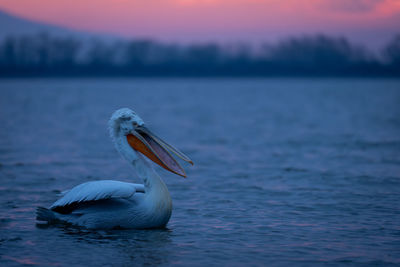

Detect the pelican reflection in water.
xmin=37 ymin=108 xmax=193 ymax=229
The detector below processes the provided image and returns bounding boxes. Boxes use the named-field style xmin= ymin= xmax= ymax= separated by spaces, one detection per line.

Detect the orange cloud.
xmin=0 ymin=0 xmax=398 ymax=46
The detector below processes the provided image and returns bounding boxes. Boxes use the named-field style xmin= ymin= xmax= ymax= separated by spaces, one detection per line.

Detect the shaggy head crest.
xmin=108 ymin=108 xmax=144 ymax=138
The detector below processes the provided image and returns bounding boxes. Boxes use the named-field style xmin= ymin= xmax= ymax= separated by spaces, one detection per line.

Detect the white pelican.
xmin=36 ymin=108 xmax=193 ymax=229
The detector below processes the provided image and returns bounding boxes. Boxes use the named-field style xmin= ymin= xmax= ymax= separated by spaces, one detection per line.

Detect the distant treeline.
xmin=0 ymin=33 xmax=399 ymax=77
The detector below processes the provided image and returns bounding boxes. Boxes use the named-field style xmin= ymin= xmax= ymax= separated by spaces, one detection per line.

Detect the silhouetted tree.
xmin=0 ymin=36 xmax=17 ymax=67
xmin=264 ymin=35 xmax=370 ymax=75
xmin=384 ymin=34 xmax=400 ymax=66
xmin=0 ymin=33 xmax=399 ymax=77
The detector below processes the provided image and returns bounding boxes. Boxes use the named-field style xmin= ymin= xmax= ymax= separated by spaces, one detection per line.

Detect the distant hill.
xmin=0 ymin=9 xmax=119 ymax=41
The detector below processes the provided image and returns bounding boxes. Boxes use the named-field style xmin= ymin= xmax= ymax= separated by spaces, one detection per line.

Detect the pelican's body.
xmin=37 ymin=108 xmax=192 ymax=229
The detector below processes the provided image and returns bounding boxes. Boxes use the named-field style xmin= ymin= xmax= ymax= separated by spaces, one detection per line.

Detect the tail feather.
xmin=36 ymin=207 xmax=58 ymax=223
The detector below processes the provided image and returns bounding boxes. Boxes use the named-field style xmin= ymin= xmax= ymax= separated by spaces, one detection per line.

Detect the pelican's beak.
xmin=126 ymin=126 xmax=193 ymax=177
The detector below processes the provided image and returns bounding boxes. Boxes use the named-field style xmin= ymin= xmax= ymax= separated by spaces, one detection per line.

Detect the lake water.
xmin=0 ymin=78 xmax=399 ymax=266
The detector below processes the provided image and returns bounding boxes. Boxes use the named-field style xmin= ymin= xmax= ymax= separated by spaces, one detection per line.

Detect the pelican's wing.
xmin=50 ymin=180 xmax=144 ymax=213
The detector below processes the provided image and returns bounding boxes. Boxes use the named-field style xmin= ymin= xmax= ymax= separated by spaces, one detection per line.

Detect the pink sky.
xmin=0 ymin=0 xmax=399 ymax=48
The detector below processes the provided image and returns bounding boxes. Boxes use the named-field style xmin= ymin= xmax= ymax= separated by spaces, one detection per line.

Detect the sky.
xmin=0 ymin=0 xmax=399 ymax=49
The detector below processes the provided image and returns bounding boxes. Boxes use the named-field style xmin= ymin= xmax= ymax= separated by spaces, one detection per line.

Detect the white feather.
xmin=50 ymin=180 xmax=142 ymax=210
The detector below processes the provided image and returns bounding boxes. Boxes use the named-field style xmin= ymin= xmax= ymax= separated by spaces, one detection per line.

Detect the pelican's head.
xmin=109 ymin=108 xmax=193 ymax=177
xmin=109 ymin=108 xmax=144 ymax=136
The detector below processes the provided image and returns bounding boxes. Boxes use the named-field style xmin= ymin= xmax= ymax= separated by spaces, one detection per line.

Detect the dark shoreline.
xmin=1 ymin=33 xmax=399 ymax=78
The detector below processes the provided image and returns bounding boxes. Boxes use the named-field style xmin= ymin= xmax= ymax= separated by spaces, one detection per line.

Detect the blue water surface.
xmin=0 ymin=78 xmax=399 ymax=266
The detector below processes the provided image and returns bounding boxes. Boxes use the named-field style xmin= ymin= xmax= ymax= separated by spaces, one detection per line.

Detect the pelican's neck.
xmin=113 ymin=133 xmax=167 ymax=191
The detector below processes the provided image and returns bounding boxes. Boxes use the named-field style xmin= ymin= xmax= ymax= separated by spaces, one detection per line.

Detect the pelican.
xmin=36 ymin=108 xmax=193 ymax=229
